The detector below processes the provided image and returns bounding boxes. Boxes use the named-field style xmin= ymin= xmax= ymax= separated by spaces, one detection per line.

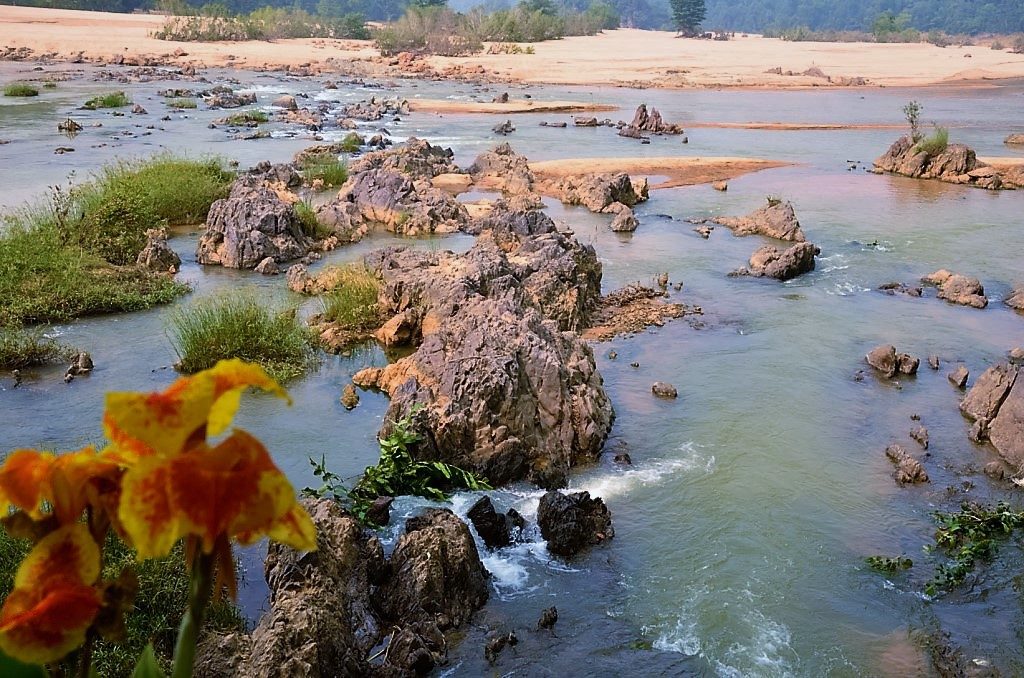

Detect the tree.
xmin=670 ymin=0 xmax=705 ymax=36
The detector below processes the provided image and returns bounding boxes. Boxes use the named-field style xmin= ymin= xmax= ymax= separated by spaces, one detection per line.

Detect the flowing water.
xmin=3 ymin=62 xmax=1024 ymax=676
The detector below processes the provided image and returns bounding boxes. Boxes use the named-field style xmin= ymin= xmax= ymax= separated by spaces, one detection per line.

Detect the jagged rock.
xmin=492 ymin=119 xmax=515 ymax=135
xmin=922 ymin=269 xmax=988 ymax=309
xmin=272 ymin=94 xmax=298 ymax=111
xmin=608 ymin=203 xmax=638 ymax=232
xmin=1007 ymin=287 xmax=1024 ymax=311
xmin=1006 ymin=134 xmax=1024 ymax=145
xmin=623 ymin=103 xmax=684 ymax=135
xmin=948 ymin=365 xmax=969 ymax=389
xmin=378 ymin=509 xmax=490 ymax=630
xmin=340 ymin=383 xmax=359 ymax=410
xmin=466 ymin=496 xmax=516 ymax=550
xmin=540 ymin=172 xmax=646 ymax=212
xmin=347 ymin=137 xmax=457 ymax=181
xmin=196 ymin=171 xmax=311 ymax=270
xmin=204 ymin=90 xmax=256 ymax=109
xmin=582 ymin=284 xmax=692 ymax=342
xmin=312 ymin=200 xmax=370 ymax=244
xmin=928 ymin=355 xmax=940 ymax=370
xmin=898 ymin=354 xmax=920 ymax=375
xmin=910 ymin=425 xmax=929 ymax=449
xmin=64 ymin=352 xmax=94 ymax=381
xmin=537 ymin=606 xmax=558 ymax=630
xmin=293 ymin=139 xmax=364 ymax=166
xmin=136 ymin=228 xmax=181 ymax=272
xmin=339 ymin=96 xmax=408 ymax=122
xmin=254 ymin=257 xmax=279 ymax=275
xmin=713 ymin=201 xmax=805 ymax=241
xmin=651 ymin=381 xmax=678 ymax=399
xmin=732 ymin=242 xmax=818 ymax=281
xmin=464 ymin=200 xmax=554 ymax=236
xmin=361 ymin=222 xmax=611 ymax=488
xmin=961 ymin=364 xmax=1017 ymax=422
xmin=874 ymin=135 xmax=1006 ymax=189
xmin=469 ymin=143 xmax=535 ymax=195
xmin=365 ymin=496 xmax=393 ymax=526
xmin=885 ymin=444 xmax=929 ymax=485
xmin=537 ymin=490 xmax=613 ymax=557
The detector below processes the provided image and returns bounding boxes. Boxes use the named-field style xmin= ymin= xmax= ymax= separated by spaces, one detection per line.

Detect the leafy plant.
xmin=221 ymin=110 xmax=269 ymax=125
xmin=82 ymin=91 xmax=131 ymax=109
xmin=865 ymin=555 xmax=913 ymax=573
xmin=925 ymin=501 xmax=1024 ymax=596
xmin=903 ymin=100 xmax=923 ymax=141
xmin=765 ymin=194 xmax=782 ymax=207
xmin=3 ymin=83 xmax=38 ymax=97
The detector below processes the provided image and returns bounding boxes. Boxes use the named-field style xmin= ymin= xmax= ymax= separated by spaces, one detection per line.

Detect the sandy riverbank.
xmin=409 ymin=99 xmax=618 ymax=114
xmin=4 ymin=7 xmax=1024 ymax=89
xmin=529 ymin=157 xmax=790 ymax=189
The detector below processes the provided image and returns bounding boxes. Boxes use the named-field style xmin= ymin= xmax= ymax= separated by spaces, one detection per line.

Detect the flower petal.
xmin=0 ymin=524 xmax=101 ymax=665
xmin=0 ymin=450 xmax=56 ymax=519
xmin=118 ymin=457 xmax=182 ymax=560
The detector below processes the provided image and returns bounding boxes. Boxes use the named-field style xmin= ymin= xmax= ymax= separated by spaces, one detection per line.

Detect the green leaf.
xmin=132 ymin=644 xmax=167 ymax=678
xmin=0 ymin=649 xmax=46 ymax=678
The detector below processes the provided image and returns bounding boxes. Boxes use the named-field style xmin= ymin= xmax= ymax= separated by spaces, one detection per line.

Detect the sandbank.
xmin=529 ymin=157 xmax=790 ymax=189
xmin=408 ymin=99 xmax=618 ymax=114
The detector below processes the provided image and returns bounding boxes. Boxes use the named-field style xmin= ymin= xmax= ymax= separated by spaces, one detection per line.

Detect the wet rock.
xmin=960 ymin=364 xmax=1017 ymax=422
xmin=340 ymin=383 xmax=359 ymax=410
xmin=492 ymin=119 xmax=515 ymax=135
xmin=196 ymin=171 xmax=312 ymax=270
xmin=922 ymin=269 xmax=987 ymax=309
xmin=651 ymin=381 xmax=678 ymax=399
xmin=574 ymin=116 xmax=598 ymax=127
xmin=64 ymin=352 xmax=94 ymax=382
xmin=928 ymin=354 xmax=940 ymax=370
xmin=732 ymin=242 xmax=818 ymax=281
xmin=608 ymin=204 xmax=639 ymax=232
xmin=537 ymin=490 xmax=613 ymax=557
xmin=272 ymin=94 xmax=298 ymax=111
xmin=910 ymin=425 xmax=929 ymax=449
xmin=537 ymin=606 xmax=558 ymax=630
xmin=885 ymin=444 xmax=929 ymax=485
xmin=712 ymin=180 xmax=728 ymax=191
xmin=983 ymin=461 xmax=1009 ymax=480
xmin=253 ymin=257 xmax=279 ymax=275
xmin=204 ymin=89 xmax=256 ymax=109
xmin=58 ymin=117 xmax=82 ymax=135
xmin=365 ymin=495 xmax=393 ymax=526
xmin=131 ymin=104 xmax=147 ymax=114
xmin=898 ymin=354 xmax=920 ymax=375
xmin=136 ymin=227 xmax=181 ymax=272
xmin=539 ymin=121 xmax=567 ymax=128
xmin=970 ymin=417 xmax=990 ymax=443
xmin=713 ymin=201 xmax=805 ymax=241
xmin=613 ymin=452 xmax=632 ymax=464
xmin=293 ymin=139 xmax=363 ymax=166
xmin=582 ymin=284 xmax=692 ymax=342
xmin=988 ymin=368 xmax=1024 ymax=471
xmin=484 ymin=630 xmax=518 ymax=663
xmin=378 ymin=508 xmax=490 ymax=630
xmin=339 ymin=96 xmax=408 ymax=122
xmin=694 ymin=225 xmax=712 ymax=238
xmin=866 ymin=344 xmax=921 ymax=379
xmin=466 ymin=496 xmax=512 ymax=549
xmin=469 ymin=143 xmax=535 ymax=195
xmin=948 ymin=365 xmax=969 ymax=389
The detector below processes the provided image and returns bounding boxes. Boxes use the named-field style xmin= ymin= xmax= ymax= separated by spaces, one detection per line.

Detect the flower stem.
xmin=171 ymin=548 xmax=214 ymax=678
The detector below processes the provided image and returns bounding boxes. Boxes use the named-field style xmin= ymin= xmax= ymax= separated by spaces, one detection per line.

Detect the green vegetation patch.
xmin=222 ymin=109 xmax=269 ymax=125
xmin=3 ymin=83 xmax=39 ymax=97
xmin=294 ymin=201 xmax=332 ymax=240
xmin=154 ymin=7 xmax=369 ymax=42
xmin=166 ymin=97 xmax=198 ymax=109
xmin=915 ymin=126 xmax=950 ymax=156
xmin=0 ymin=326 xmax=76 ymax=370
xmin=304 ymin=411 xmax=491 ymax=524
xmin=0 ymin=529 xmax=243 ymax=676
xmin=925 ymin=501 xmax=1024 ymax=596
xmin=319 ymin=264 xmax=382 ymax=331
xmin=170 ymin=292 xmax=316 ymax=381
xmin=300 ymin=157 xmax=349 ymax=187
xmin=82 ymin=91 xmax=131 ymax=109
xmin=865 ymin=555 xmax=913 ymax=573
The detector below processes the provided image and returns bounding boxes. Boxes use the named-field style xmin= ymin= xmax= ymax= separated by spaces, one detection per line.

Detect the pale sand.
xmin=685 ymin=122 xmax=907 ymax=130
xmin=981 ymin=157 xmax=1024 ymax=168
xmin=529 ymin=157 xmax=789 ymax=189
xmin=4 ymin=7 xmax=1024 ymax=89
xmin=409 ymin=99 xmax=618 ymax=114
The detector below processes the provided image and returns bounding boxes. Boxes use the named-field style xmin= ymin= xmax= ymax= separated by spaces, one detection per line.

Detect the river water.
xmin=2 ymin=62 xmax=1024 ymax=676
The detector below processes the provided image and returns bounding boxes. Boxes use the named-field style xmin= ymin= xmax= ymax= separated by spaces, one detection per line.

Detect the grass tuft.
xmin=0 ymin=326 xmax=76 ymax=370
xmin=166 ymin=98 xmax=198 ymax=109
xmin=3 ymin=82 xmax=39 ymax=97
xmin=300 ymin=157 xmax=348 ymax=187
xmin=319 ymin=264 xmax=381 ymax=330
xmin=294 ymin=201 xmax=332 ymax=240
xmin=171 ymin=293 xmax=316 ymax=381
xmin=915 ymin=126 xmax=949 ymax=156
xmin=82 ymin=91 xmax=131 ymax=109
xmin=222 ymin=110 xmax=269 ymax=125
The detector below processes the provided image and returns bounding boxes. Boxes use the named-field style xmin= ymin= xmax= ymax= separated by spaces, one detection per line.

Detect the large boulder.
xmin=1007 ymin=287 xmax=1024 ymax=311
xmin=623 ymin=103 xmax=684 ymax=135
xmin=136 ymin=227 xmax=181 ymax=272
xmin=347 ymin=137 xmax=458 ymax=181
xmin=922 ymin=269 xmax=988 ymax=309
xmin=989 ymin=372 xmax=1024 ymax=470
xmin=961 ymin=363 xmax=1024 ymax=471
xmin=357 ymin=223 xmax=612 ymax=488
xmin=713 ymin=201 xmax=805 ymax=241
xmin=537 ymin=490 xmax=613 ymax=557
xmin=196 ymin=172 xmax=312 ymax=270
xmin=865 ymin=344 xmax=919 ymax=379
xmin=540 ymin=172 xmax=647 ymax=212
xmin=961 ymin=363 xmax=1017 ymax=422
xmin=732 ymin=242 xmax=818 ymax=281
xmin=1006 ymin=134 xmax=1024 ymax=145
xmin=468 ymin=143 xmax=535 ymax=195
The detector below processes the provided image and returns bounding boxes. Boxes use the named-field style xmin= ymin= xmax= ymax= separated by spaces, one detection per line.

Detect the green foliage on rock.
xmin=83 ymin=91 xmax=131 ymax=109
xmin=865 ymin=555 xmax=913 ymax=573
xmin=319 ymin=265 xmax=382 ymax=330
xmin=925 ymin=501 xmax=1024 ymax=596
xmin=915 ymin=126 xmax=949 ymax=156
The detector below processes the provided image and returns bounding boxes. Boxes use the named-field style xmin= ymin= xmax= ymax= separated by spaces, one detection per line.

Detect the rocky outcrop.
xmin=618 ymin=103 xmax=685 ymax=137
xmin=197 ymin=501 xmax=489 ymax=678
xmin=922 ymin=270 xmax=988 ymax=309
xmin=1005 ymin=134 xmax=1024 ymax=145
xmin=469 ymin=143 xmax=536 ymax=196
xmin=347 ymin=137 xmax=458 ymax=181
xmin=608 ymin=203 xmax=638 ymax=232
xmin=873 ymin=135 xmax=1007 ymax=190
xmin=204 ymin=89 xmax=256 ymax=109
xmin=539 ymin=172 xmax=648 ymax=213
xmin=354 ymin=216 xmax=612 ymax=488
xmin=730 ymin=242 xmax=818 ymax=281
xmin=712 ymin=201 xmax=805 ymax=241
xmin=948 ymin=365 xmax=969 ymax=389
xmin=537 ymin=490 xmax=613 ymax=557
xmin=466 ymin=496 xmax=521 ymax=549
xmin=885 ymin=444 xmax=929 ymax=485
xmin=1007 ymin=287 xmax=1024 ymax=311
xmin=136 ymin=228 xmax=180 ymax=272
xmin=339 ymin=96 xmax=409 ymax=122
xmin=961 ymin=363 xmax=1024 ymax=471
xmin=582 ymin=284 xmax=695 ymax=342
xmin=196 ymin=170 xmax=313 ymax=270
xmin=865 ymin=344 xmax=920 ymax=379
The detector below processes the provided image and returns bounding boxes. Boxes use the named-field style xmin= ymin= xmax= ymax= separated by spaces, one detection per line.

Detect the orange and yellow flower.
xmin=0 ymin=524 xmax=102 ymax=664
xmin=0 ymin=447 xmax=120 ymax=525
xmin=103 ymin=359 xmax=315 ymax=560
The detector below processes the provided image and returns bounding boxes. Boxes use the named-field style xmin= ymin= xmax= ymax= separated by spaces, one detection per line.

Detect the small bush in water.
xmin=3 ymin=82 xmax=39 ymax=97
xmin=82 ymin=91 xmax=131 ymax=109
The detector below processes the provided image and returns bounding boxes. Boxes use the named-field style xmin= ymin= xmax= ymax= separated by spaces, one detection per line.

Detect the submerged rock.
xmin=582 ymin=284 xmax=693 ymax=342
xmin=537 ymin=490 xmax=613 ymax=557
xmin=537 ymin=606 xmax=558 ymax=630
xmin=651 ymin=381 xmax=678 ymax=399
xmin=713 ymin=201 xmax=805 ymax=241
xmin=885 ymin=444 xmax=929 ymax=485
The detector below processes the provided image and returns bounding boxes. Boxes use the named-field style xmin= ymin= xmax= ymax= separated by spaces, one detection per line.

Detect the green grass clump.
xmin=166 ymin=97 xmax=198 ymax=109
xmin=222 ymin=110 xmax=269 ymax=125
xmin=301 ymin=157 xmax=348 ymax=187
xmin=42 ymin=80 xmax=57 ymax=89
xmin=82 ymin=91 xmax=131 ymax=109
xmin=915 ymin=126 xmax=950 ymax=156
xmin=319 ymin=264 xmax=381 ymax=330
xmin=0 ymin=325 xmax=75 ymax=370
xmin=3 ymin=82 xmax=39 ymax=97
xmin=0 ymin=528 xmax=243 ymax=676
xmin=294 ymin=201 xmax=332 ymax=240
xmin=171 ymin=293 xmax=316 ymax=381
xmin=339 ymin=131 xmax=362 ymax=153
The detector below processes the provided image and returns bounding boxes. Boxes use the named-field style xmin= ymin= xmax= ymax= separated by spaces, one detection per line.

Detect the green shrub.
xmin=319 ymin=265 xmax=381 ymax=330
xmin=3 ymin=82 xmax=39 ymax=97
xmin=75 ymin=185 xmax=161 ymax=265
xmin=166 ymin=97 xmax=198 ymax=109
xmin=171 ymin=293 xmax=316 ymax=381
xmin=990 ymin=40 xmax=1005 ymax=50
xmin=154 ymin=7 xmax=369 ymax=41
xmin=915 ymin=126 xmax=949 ymax=156
xmin=82 ymin=91 xmax=131 ymax=109
xmin=301 ymin=157 xmax=349 ymax=187
xmin=926 ymin=501 xmax=1024 ymax=596
xmin=375 ymin=7 xmax=483 ymax=56
xmin=0 ymin=325 xmax=75 ymax=370
xmin=0 ymin=529 xmax=243 ymax=676
xmin=222 ymin=110 xmax=269 ymax=125
xmin=339 ymin=131 xmax=362 ymax=153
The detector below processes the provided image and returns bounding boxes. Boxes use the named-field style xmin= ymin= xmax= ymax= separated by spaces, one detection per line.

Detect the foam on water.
xmin=571 ymin=443 xmax=716 ymax=501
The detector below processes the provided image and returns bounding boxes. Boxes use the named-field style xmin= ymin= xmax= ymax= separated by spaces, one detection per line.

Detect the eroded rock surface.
xmin=136 ymin=227 xmax=181 ymax=272
xmin=873 ymin=135 xmax=1012 ymax=190
xmin=731 ymin=242 xmax=818 ymax=281
xmin=865 ymin=344 xmax=919 ymax=379
xmin=537 ymin=490 xmax=614 ymax=557
xmin=469 ymin=143 xmax=536 ymax=196
xmin=713 ymin=201 xmax=805 ymax=242
xmin=1007 ymin=287 xmax=1024 ymax=312
xmin=885 ymin=444 xmax=929 ymax=485
xmin=960 ymin=363 xmax=1024 ymax=471
xmin=582 ymin=284 xmax=695 ymax=341
xmin=539 ymin=172 xmax=647 ymax=213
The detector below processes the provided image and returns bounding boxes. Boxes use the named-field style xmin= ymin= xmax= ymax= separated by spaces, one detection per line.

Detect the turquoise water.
xmin=2 ymin=62 xmax=1024 ymax=675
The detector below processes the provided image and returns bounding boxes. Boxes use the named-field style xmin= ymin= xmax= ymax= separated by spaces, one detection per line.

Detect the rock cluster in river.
xmin=196 ymin=500 xmax=489 ymax=677
xmin=921 ymin=269 xmax=988 ymax=309
xmin=866 ymin=344 xmax=920 ymax=379
xmin=961 ymin=362 xmax=1024 ymax=470
xmin=873 ymin=135 xmax=1024 ymax=189
xmin=617 ymin=103 xmax=685 ymax=139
